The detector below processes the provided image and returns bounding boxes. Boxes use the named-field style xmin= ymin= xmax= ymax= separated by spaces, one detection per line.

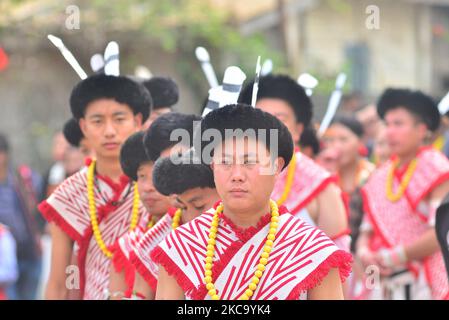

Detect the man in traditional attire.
xmin=239 ymin=74 xmax=350 ymax=251
xmin=38 ymin=74 xmax=152 ymax=299
xmin=358 ymin=88 xmax=449 ymax=300
xmin=107 ymin=113 xmax=201 ymax=299
xmin=129 ymin=148 xmax=219 ymax=299
xmin=152 ymin=104 xmax=353 ymax=300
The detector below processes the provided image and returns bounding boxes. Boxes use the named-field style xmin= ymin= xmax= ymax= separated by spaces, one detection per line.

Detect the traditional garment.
xmin=272 ymin=150 xmax=350 ymax=250
xmin=151 ymin=203 xmax=352 ymax=300
xmin=38 ymin=165 xmax=149 ymax=300
xmin=111 ymin=207 xmax=177 ymax=294
xmin=272 ymin=151 xmax=334 ymax=216
xmin=361 ymin=147 xmax=449 ymax=300
xmin=129 ymin=208 xmax=178 ymax=292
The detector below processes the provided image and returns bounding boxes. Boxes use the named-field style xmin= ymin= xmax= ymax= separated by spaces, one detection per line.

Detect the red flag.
xmin=0 ymin=47 xmax=9 ymax=71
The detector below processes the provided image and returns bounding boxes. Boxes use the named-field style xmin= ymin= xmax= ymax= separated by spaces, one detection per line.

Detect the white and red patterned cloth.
xmin=129 ymin=208 xmax=177 ymax=291
xmin=272 ymin=151 xmax=335 ymax=216
xmin=151 ymin=203 xmax=353 ymax=300
xmin=38 ymin=165 xmax=149 ymax=300
xmin=362 ymin=147 xmax=449 ymax=300
xmin=111 ymin=207 xmax=178 ymax=294
xmin=272 ymin=151 xmax=350 ymax=249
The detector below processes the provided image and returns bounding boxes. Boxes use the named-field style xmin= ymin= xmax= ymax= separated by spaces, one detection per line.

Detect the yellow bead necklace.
xmin=204 ymin=199 xmax=279 ymax=300
xmin=87 ymin=159 xmax=140 ymax=258
xmin=276 ymin=153 xmax=296 ymax=206
xmin=386 ymin=158 xmax=418 ymax=202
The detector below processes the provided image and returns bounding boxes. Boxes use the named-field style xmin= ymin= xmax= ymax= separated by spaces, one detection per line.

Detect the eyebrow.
xmin=88 ymin=111 xmax=128 ymax=119
xmin=187 ymin=196 xmax=203 ymax=203
xmin=176 ymin=196 xmax=186 ymax=206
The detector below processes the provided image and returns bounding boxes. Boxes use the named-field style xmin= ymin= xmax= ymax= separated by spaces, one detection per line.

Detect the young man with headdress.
xmin=107 ymin=112 xmax=201 ymax=299
xmin=142 ymin=77 xmax=179 ymax=130
xmin=358 ymin=88 xmax=449 ymax=300
xmin=38 ymin=74 xmax=152 ymax=300
xmin=129 ymin=148 xmax=219 ymax=299
xmin=152 ymin=104 xmax=352 ymax=300
xmin=239 ymin=75 xmax=350 ymax=251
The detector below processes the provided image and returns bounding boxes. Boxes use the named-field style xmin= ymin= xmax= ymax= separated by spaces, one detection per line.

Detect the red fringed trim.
xmin=96 ymin=172 xmax=130 ymax=195
xmin=38 ymin=201 xmax=83 ymax=243
xmin=150 ymin=246 xmax=196 ymax=297
xmin=290 ymin=176 xmax=337 ymax=215
xmin=110 ymin=241 xmax=136 ymax=295
xmin=221 ymin=212 xmax=270 ymax=242
xmin=286 ymin=249 xmax=353 ymax=300
xmin=129 ymin=251 xmax=158 ymax=292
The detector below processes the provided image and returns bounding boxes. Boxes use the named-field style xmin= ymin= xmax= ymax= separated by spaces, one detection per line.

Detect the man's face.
xmin=174 ymin=187 xmax=220 ymax=221
xmin=323 ymin=124 xmax=361 ymax=168
xmin=373 ymin=124 xmax=391 ymax=165
xmin=137 ymin=162 xmax=171 ymax=219
xmin=142 ymin=107 xmax=171 ymax=131
xmin=79 ymin=99 xmax=142 ymax=159
xmin=256 ymin=98 xmax=303 ymax=144
xmin=211 ymin=137 xmax=283 ymax=214
xmin=384 ymin=107 xmax=427 ymax=157
xmin=356 ymin=105 xmax=380 ymax=140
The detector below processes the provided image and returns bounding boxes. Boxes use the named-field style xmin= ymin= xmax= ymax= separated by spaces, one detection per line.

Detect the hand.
xmin=376 ymin=246 xmax=407 ymax=269
xmin=357 ymin=247 xmax=377 ymax=269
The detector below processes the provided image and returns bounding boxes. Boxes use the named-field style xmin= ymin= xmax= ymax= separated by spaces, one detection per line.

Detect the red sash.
xmin=38 ymin=167 xmax=150 ymax=299
xmin=362 ymin=148 xmax=449 ymax=300
xmin=151 ymin=203 xmax=352 ymax=300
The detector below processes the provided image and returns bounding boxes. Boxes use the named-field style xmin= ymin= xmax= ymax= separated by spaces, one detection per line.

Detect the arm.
xmin=401 ymin=180 xmax=449 ymax=261
xmin=308 ymin=268 xmax=344 ymax=300
xmin=133 ymin=272 xmax=155 ymax=300
xmin=316 ymin=183 xmax=348 ymax=239
xmin=376 ymin=181 xmax=449 ymax=268
xmin=45 ymin=223 xmax=73 ymax=300
xmin=155 ymin=266 xmax=185 ymax=300
xmin=107 ymin=264 xmax=128 ymax=300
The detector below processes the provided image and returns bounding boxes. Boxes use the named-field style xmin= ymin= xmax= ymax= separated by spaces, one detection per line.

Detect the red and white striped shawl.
xmin=271 ymin=151 xmax=336 ymax=216
xmin=111 ymin=207 xmax=177 ymax=293
xmin=362 ymin=147 xmax=449 ymax=300
xmin=129 ymin=208 xmax=177 ymax=291
xmin=151 ymin=204 xmax=352 ymax=300
xmin=38 ymin=166 xmax=150 ymax=300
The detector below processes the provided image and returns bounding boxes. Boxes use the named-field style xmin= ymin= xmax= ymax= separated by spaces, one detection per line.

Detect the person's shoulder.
xmin=51 ymin=167 xmax=88 ymax=194
xmin=296 ymin=151 xmax=331 ymax=177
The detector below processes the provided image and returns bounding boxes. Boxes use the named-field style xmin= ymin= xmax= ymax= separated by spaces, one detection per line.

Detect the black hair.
xmin=70 ymin=74 xmax=153 ymax=122
xmin=238 ymin=74 xmax=313 ymax=127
